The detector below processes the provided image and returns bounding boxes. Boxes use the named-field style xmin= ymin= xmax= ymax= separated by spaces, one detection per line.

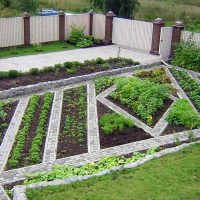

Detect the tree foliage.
xmin=90 ymin=0 xmax=139 ymax=19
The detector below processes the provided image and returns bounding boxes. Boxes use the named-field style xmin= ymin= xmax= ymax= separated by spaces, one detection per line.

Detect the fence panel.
xmin=30 ymin=15 xmax=59 ymax=44
xmin=112 ymin=18 xmax=153 ymax=51
xmin=0 ymin=17 xmax=24 ymax=48
xmin=92 ymin=14 xmax=105 ymax=39
xmin=181 ymin=31 xmax=200 ymax=44
xmin=159 ymin=27 xmax=173 ymax=59
xmin=65 ymin=14 xmax=90 ymax=40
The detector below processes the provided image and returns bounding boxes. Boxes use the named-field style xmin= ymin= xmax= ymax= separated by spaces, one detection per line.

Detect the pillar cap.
xmin=88 ymin=9 xmax=95 ymax=14
xmin=106 ymin=11 xmax=116 ymax=17
xmin=153 ymin=18 xmax=164 ymax=24
xmin=173 ymin=21 xmax=184 ymax=28
xmin=23 ymin=12 xmax=30 ymax=17
xmin=59 ymin=11 xmax=65 ymax=15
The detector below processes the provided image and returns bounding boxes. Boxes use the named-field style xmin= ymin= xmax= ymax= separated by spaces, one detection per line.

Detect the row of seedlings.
xmin=57 ymin=85 xmax=87 ymax=159
xmin=6 ymin=92 xmax=54 ymax=170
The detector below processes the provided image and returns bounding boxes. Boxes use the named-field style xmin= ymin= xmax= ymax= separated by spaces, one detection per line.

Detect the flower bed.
xmin=57 ymin=86 xmax=87 ymax=159
xmin=0 ymin=58 xmax=139 ymax=91
xmin=6 ymin=92 xmax=54 ymax=170
xmin=0 ymin=99 xmax=18 ymax=145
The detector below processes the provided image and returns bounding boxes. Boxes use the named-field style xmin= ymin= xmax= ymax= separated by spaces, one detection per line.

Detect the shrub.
xmin=8 ymin=70 xmax=19 ymax=78
xmin=76 ymin=38 xmax=93 ymax=48
xmin=0 ymin=71 xmax=8 ymax=79
xmin=29 ymin=68 xmax=39 ymax=76
xmin=166 ymin=99 xmax=200 ymax=129
xmin=100 ymin=113 xmax=134 ymax=135
xmin=69 ymin=25 xmax=85 ymax=45
xmin=172 ymin=38 xmax=200 ymax=71
xmin=54 ymin=63 xmax=63 ymax=70
xmin=40 ymin=66 xmax=54 ymax=73
xmin=95 ymin=57 xmax=105 ymax=65
xmin=63 ymin=62 xmax=74 ymax=69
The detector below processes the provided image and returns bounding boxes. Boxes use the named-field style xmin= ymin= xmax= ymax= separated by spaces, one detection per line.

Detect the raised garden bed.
xmin=0 ymin=58 xmax=139 ymax=91
xmin=57 ymin=85 xmax=87 ymax=159
xmin=6 ymin=92 xmax=54 ymax=170
xmin=0 ymin=99 xmax=18 ymax=145
xmin=97 ymin=102 xmax=152 ymax=149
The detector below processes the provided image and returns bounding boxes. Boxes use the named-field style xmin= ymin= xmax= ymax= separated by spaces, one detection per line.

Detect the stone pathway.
xmin=0 ymin=64 xmax=199 ymax=199
xmin=87 ymin=82 xmax=100 ymax=153
xmin=0 ymin=185 xmax=10 ymax=200
xmin=0 ymin=98 xmax=29 ymax=173
xmin=43 ymin=90 xmax=63 ymax=163
xmin=0 ymin=45 xmax=161 ymax=72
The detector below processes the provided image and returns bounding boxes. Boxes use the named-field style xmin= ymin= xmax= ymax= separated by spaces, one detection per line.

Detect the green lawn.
xmin=26 ymin=143 xmax=200 ymax=200
xmin=0 ymin=41 xmax=76 ymax=59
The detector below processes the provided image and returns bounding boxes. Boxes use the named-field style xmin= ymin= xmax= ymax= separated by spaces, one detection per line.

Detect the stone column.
xmin=105 ymin=11 xmax=116 ymax=44
xmin=88 ymin=9 xmax=94 ymax=36
xmin=23 ymin=12 xmax=30 ymax=45
xmin=150 ymin=18 xmax=165 ymax=55
xmin=59 ymin=11 xmax=65 ymax=41
xmin=170 ymin=21 xmax=184 ymax=57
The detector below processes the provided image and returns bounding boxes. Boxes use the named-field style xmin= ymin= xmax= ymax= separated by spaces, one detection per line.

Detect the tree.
xmin=90 ymin=0 xmax=139 ymax=19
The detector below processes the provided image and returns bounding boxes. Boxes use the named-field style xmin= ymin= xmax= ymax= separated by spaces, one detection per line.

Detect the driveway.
xmin=0 ymin=45 xmax=161 ymax=72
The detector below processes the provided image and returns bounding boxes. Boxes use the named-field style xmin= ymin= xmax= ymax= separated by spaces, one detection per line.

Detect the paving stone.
xmin=0 ymin=185 xmax=10 ymax=200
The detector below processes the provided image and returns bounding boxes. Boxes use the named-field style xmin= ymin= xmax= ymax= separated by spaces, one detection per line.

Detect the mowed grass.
xmin=26 ymin=143 xmax=200 ymax=200
xmin=0 ymin=41 xmax=76 ymax=59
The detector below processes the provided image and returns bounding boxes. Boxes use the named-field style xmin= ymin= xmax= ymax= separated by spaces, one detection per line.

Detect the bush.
xmin=76 ymin=39 xmax=93 ymax=48
xmin=172 ymin=38 xmax=200 ymax=71
xmin=8 ymin=70 xmax=19 ymax=78
xmin=0 ymin=71 xmax=8 ymax=79
xmin=166 ymin=99 xmax=200 ymax=129
xmin=100 ymin=113 xmax=134 ymax=135
xmin=69 ymin=25 xmax=85 ymax=46
xmin=29 ymin=68 xmax=39 ymax=76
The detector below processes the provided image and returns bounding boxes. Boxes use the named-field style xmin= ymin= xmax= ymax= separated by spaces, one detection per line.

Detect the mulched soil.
xmin=97 ymin=101 xmax=152 ymax=149
xmin=57 ymin=87 xmax=88 ymax=159
xmin=0 ymin=64 xmax=133 ymax=91
xmin=0 ymin=101 xmax=18 ymax=145
xmin=107 ymin=97 xmax=173 ymax=127
xmin=162 ymin=124 xmax=189 ymax=135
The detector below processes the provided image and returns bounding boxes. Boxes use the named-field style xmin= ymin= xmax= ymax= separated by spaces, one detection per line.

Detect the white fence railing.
xmin=92 ymin=14 xmax=105 ymax=40
xmin=30 ymin=15 xmax=59 ymax=44
xmin=112 ymin=18 xmax=153 ymax=52
xmin=0 ymin=17 xmax=24 ymax=48
xmin=181 ymin=30 xmax=200 ymax=44
xmin=65 ymin=14 xmax=90 ymax=40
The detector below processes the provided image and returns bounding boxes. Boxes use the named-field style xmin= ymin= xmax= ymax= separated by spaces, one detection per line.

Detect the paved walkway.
xmin=0 ymin=45 xmax=161 ymax=72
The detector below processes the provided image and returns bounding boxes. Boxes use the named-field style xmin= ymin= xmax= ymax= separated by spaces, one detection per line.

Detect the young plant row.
xmin=166 ymin=99 xmax=200 ymax=129
xmin=27 ymin=92 xmax=54 ymax=165
xmin=110 ymin=77 xmax=172 ymax=125
xmin=24 ymin=147 xmax=161 ymax=185
xmin=100 ymin=113 xmax=135 ymax=135
xmin=0 ymin=57 xmax=139 ymax=80
xmin=7 ymin=95 xmax=40 ymax=169
xmin=170 ymin=68 xmax=200 ymax=109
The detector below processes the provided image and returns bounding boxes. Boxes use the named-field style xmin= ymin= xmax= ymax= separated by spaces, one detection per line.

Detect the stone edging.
xmin=12 ymin=141 xmax=200 ymax=200
xmin=0 ymin=64 xmax=149 ymax=100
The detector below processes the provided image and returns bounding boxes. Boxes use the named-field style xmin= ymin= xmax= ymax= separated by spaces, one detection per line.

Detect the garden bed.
xmin=0 ymin=58 xmax=138 ymax=91
xmin=97 ymin=102 xmax=152 ymax=149
xmin=57 ymin=85 xmax=87 ymax=159
xmin=0 ymin=100 xmax=18 ymax=145
xmin=6 ymin=92 xmax=54 ymax=170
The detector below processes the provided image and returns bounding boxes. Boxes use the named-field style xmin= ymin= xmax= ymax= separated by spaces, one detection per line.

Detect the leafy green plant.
xmin=29 ymin=68 xmax=39 ymax=76
xmin=166 ymin=99 xmax=200 ymax=129
xmin=27 ymin=92 xmax=54 ymax=164
xmin=33 ymin=43 xmax=43 ymax=52
xmin=110 ymin=77 xmax=172 ymax=125
xmin=100 ymin=113 xmax=135 ymax=135
xmin=172 ymin=38 xmax=200 ymax=71
xmin=76 ymin=38 xmax=93 ymax=48
xmin=8 ymin=70 xmax=19 ymax=78
xmin=188 ymin=131 xmax=196 ymax=142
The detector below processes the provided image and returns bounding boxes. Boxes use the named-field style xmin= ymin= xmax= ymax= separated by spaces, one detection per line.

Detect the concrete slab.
xmin=0 ymin=45 xmax=161 ymax=72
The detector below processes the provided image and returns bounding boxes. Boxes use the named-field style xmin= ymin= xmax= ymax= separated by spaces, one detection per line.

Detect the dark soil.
xmin=0 ymin=64 xmax=133 ymax=91
xmin=17 ymin=96 xmax=44 ymax=168
xmin=57 ymin=87 xmax=88 ymax=159
xmin=0 ymin=101 xmax=18 ymax=145
xmin=162 ymin=124 xmax=189 ymax=135
xmin=97 ymin=101 xmax=152 ymax=149
xmin=108 ymin=97 xmax=173 ymax=127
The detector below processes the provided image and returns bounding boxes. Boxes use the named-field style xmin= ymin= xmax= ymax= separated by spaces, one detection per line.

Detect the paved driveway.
xmin=0 ymin=45 xmax=161 ymax=72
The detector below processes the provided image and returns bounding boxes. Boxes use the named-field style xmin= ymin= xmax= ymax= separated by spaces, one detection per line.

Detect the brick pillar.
xmin=170 ymin=21 xmax=184 ymax=57
xmin=88 ymin=9 xmax=94 ymax=36
xmin=105 ymin=11 xmax=116 ymax=44
xmin=59 ymin=11 xmax=65 ymax=41
xmin=150 ymin=18 xmax=165 ymax=55
xmin=23 ymin=12 xmax=30 ymax=45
